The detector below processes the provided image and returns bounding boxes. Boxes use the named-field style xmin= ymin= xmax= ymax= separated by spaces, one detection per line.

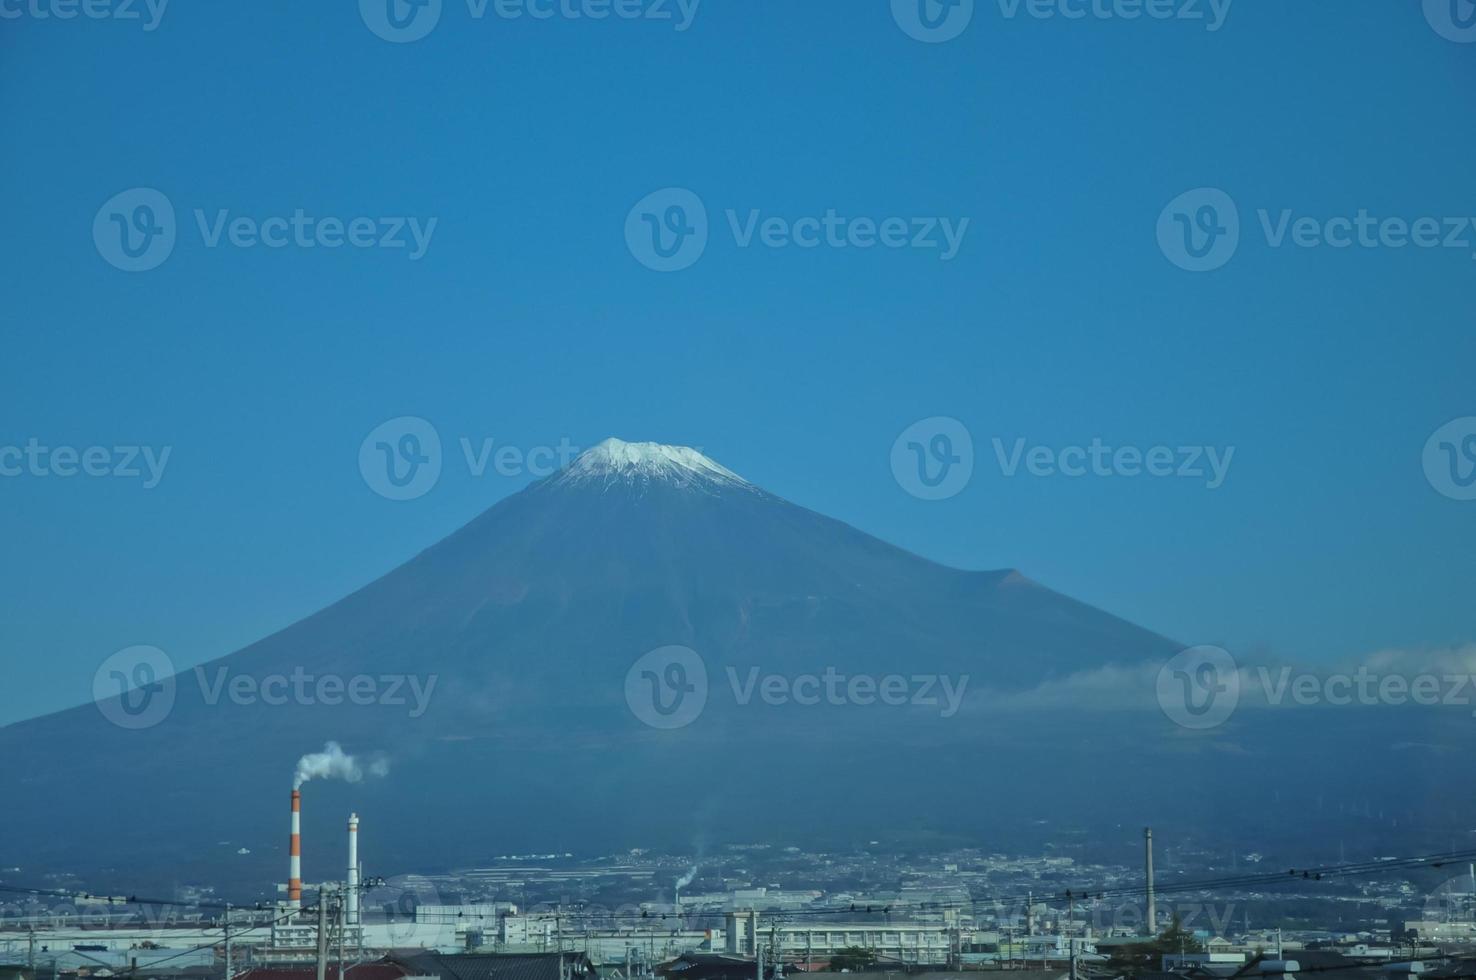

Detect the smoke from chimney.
xmin=293 ymin=741 xmax=389 ymax=789
xmin=674 ymin=864 xmax=698 ymax=906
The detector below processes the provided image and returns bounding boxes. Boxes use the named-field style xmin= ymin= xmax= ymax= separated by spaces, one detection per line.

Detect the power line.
xmin=3 ymin=902 xmax=319 ymax=980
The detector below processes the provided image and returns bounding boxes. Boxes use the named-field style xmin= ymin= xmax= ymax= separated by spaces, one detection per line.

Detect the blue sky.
xmin=1 ymin=0 xmax=1474 ymax=725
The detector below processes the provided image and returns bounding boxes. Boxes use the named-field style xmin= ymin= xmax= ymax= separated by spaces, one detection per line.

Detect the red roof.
xmin=237 ymin=965 xmax=411 ymax=980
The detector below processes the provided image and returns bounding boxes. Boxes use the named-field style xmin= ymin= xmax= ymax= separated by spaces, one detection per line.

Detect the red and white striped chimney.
xmin=288 ymin=789 xmax=302 ymax=909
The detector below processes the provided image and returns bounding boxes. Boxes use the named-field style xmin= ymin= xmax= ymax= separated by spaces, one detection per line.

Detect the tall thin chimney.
xmin=289 ymin=789 xmax=303 ymax=910
xmin=1144 ymin=827 xmax=1157 ymax=937
xmin=347 ymin=813 xmax=360 ymax=926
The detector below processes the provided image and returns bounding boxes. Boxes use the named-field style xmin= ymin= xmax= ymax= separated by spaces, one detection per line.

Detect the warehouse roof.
xmin=389 ymin=951 xmax=595 ymax=980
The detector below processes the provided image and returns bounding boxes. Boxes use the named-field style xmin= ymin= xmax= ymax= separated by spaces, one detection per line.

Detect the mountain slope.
xmin=6 ymin=439 xmax=1456 ymax=892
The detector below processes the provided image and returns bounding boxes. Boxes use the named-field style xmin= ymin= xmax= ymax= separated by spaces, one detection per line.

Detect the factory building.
xmin=723 ymin=913 xmax=955 ymax=966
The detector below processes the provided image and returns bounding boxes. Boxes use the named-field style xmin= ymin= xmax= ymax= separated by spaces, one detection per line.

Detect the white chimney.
xmin=347 ymin=813 xmax=360 ymax=926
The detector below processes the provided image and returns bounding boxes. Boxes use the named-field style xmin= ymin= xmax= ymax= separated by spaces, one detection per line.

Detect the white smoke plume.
xmin=675 ymin=865 xmax=698 ymax=892
xmin=293 ymin=741 xmax=389 ymax=789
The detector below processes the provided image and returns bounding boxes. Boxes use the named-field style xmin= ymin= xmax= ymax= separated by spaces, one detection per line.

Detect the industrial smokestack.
xmin=1144 ymin=827 xmax=1156 ymax=938
xmin=347 ymin=813 xmax=360 ymax=926
xmin=289 ymin=789 xmax=302 ymax=910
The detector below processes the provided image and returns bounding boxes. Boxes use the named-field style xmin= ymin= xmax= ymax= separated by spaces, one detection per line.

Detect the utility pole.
xmin=338 ymin=897 xmax=347 ymax=980
xmin=755 ymin=914 xmax=764 ymax=980
xmin=224 ymin=904 xmax=233 ymax=980
xmin=1144 ymin=828 xmax=1157 ymax=940
xmin=27 ymin=928 xmax=35 ymax=973
xmin=316 ymin=890 xmax=330 ymax=980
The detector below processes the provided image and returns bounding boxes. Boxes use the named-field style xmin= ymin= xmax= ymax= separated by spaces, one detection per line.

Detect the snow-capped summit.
xmin=551 ymin=438 xmax=754 ymax=493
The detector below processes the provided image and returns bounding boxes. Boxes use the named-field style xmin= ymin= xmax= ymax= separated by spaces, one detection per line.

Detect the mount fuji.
xmin=0 ymin=439 xmax=1467 ymax=894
